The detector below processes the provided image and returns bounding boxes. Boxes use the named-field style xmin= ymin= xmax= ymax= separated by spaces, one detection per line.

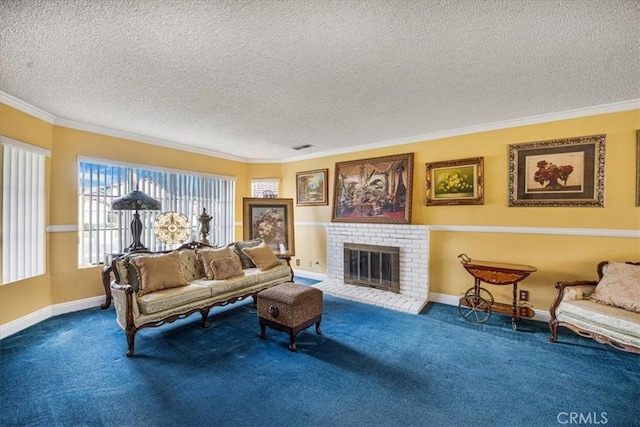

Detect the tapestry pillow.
xmin=130 ymin=251 xmax=188 ymax=296
xmin=242 ymin=242 xmax=281 ymax=271
xmin=232 ymin=238 xmax=262 ymax=269
xmin=197 ymin=246 xmax=235 ymax=279
xmin=178 ymin=249 xmax=204 ymax=282
xmin=589 ymin=262 xmax=640 ymax=313
xmin=209 ymin=256 xmax=244 ymax=280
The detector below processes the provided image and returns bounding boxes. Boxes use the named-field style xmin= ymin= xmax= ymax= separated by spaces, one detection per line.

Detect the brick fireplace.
xmin=315 ymin=222 xmax=429 ymax=314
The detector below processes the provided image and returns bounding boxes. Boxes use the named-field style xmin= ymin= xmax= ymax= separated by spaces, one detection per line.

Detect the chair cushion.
xmin=242 ymin=242 xmax=281 ymax=271
xmin=589 ymin=262 xmax=640 ymax=313
xmin=196 ymin=246 xmax=235 ymax=279
xmin=209 ymin=256 xmax=244 ymax=280
xmin=130 ymin=251 xmax=188 ymax=296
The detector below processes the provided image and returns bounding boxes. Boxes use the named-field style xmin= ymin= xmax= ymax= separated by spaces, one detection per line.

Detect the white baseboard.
xmin=292 ymin=269 xmax=327 ymax=281
xmin=428 ymin=292 xmax=551 ymax=323
xmin=0 ymin=295 xmax=104 ymax=339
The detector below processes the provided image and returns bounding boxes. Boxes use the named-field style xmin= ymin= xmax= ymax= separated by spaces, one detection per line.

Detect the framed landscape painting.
xmin=425 ymin=157 xmax=484 ymax=206
xmin=508 ymin=134 xmax=605 ymax=207
xmin=296 ymin=169 xmax=328 ymax=206
xmin=332 ymin=152 xmax=414 ymax=224
xmin=242 ymin=198 xmax=295 ymax=255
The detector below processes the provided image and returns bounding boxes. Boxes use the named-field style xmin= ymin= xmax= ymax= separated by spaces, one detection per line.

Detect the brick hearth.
xmin=314 ymin=222 xmax=429 ymax=314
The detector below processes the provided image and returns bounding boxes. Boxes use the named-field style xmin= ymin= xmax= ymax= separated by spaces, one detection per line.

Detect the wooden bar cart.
xmin=457 ymin=253 xmax=537 ymax=330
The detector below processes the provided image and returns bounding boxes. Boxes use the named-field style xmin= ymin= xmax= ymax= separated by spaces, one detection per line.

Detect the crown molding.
xmin=2 ymin=91 xmax=638 ymax=163
xmin=281 ymin=98 xmax=640 ymax=163
xmin=53 ymin=118 xmax=248 ymax=163
xmin=0 ymin=91 xmax=57 ymax=123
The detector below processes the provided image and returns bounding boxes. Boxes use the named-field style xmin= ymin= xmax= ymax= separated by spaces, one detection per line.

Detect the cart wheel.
xmin=458 ymin=295 xmax=492 ymax=323
xmin=511 ymin=321 xmax=518 ymax=331
xmin=463 ymin=287 xmax=495 ymax=305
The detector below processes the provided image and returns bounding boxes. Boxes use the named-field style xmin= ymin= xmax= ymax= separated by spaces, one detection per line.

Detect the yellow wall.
xmin=1 ymin=105 xmax=251 ymax=324
xmin=281 ymin=110 xmax=640 ymax=311
xmin=0 ymin=105 xmax=53 ymax=323
xmin=1 ymin=103 xmax=639 ymax=327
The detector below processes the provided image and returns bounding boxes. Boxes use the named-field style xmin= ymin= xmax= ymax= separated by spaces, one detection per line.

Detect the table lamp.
xmin=111 ymin=190 xmax=161 ymax=251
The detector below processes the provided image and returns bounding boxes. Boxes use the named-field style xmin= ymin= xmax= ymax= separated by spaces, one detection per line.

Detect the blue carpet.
xmin=1 ymin=292 xmax=638 ymax=427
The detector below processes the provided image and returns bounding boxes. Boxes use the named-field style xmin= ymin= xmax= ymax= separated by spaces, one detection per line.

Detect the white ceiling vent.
xmin=291 ymin=144 xmax=314 ymax=151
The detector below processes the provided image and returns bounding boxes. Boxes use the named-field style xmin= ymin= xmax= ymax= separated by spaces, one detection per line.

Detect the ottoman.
xmin=257 ymin=282 xmax=323 ymax=351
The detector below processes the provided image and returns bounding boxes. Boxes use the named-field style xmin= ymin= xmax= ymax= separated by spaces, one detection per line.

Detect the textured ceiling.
xmin=1 ymin=0 xmax=639 ymax=162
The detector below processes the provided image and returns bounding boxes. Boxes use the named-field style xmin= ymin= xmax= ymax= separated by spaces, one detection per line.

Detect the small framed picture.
xmin=425 ymin=157 xmax=484 ymax=206
xmin=508 ymin=134 xmax=605 ymax=207
xmin=296 ymin=169 xmax=328 ymax=206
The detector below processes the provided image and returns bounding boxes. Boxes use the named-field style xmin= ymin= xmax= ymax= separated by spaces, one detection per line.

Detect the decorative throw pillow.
xmin=241 ymin=243 xmax=282 ymax=271
xmin=197 ymin=246 xmax=235 ymax=279
xmin=130 ymin=251 xmax=188 ymax=296
xmin=178 ymin=249 xmax=204 ymax=282
xmin=209 ymin=256 xmax=244 ymax=280
xmin=232 ymin=238 xmax=262 ymax=269
xmin=589 ymin=262 xmax=640 ymax=313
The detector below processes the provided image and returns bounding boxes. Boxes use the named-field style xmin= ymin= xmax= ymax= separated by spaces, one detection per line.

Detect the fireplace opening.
xmin=343 ymin=243 xmax=400 ymax=293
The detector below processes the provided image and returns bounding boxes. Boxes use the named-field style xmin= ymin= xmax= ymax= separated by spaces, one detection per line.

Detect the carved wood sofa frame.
xmin=104 ymin=241 xmax=292 ymax=357
xmin=548 ymin=261 xmax=640 ymax=355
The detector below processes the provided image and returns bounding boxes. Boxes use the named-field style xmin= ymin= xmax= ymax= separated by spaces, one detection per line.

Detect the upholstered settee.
xmin=549 ymin=261 xmax=640 ymax=354
xmin=107 ymin=240 xmax=292 ymax=356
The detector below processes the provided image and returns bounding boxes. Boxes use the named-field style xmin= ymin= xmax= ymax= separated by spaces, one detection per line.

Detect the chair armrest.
xmin=550 ymin=280 xmax=598 ymax=318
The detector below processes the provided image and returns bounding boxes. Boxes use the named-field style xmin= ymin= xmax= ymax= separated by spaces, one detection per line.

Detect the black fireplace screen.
xmin=344 ymin=243 xmax=400 ymax=293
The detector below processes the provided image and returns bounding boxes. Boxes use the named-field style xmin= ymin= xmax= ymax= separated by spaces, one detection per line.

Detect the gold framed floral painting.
xmin=508 ymin=134 xmax=605 ymax=207
xmin=242 ymin=198 xmax=295 ymax=255
xmin=425 ymin=157 xmax=484 ymax=206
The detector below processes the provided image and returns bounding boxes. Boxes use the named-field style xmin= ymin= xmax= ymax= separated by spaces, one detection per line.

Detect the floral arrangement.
xmin=254 ymin=208 xmax=285 ymax=246
xmin=533 ymin=160 xmax=574 ymax=189
xmin=436 ymin=170 xmax=473 ymax=194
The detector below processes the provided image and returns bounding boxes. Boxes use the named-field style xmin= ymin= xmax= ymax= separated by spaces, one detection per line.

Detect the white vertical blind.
xmin=2 ymin=140 xmax=47 ymax=284
xmin=78 ymin=158 xmax=235 ymax=266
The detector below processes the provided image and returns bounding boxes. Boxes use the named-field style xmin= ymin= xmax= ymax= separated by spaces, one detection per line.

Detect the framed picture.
xmin=242 ymin=198 xmax=295 ymax=255
xmin=425 ymin=157 xmax=484 ymax=206
xmin=296 ymin=169 xmax=329 ymax=206
xmin=508 ymin=134 xmax=605 ymax=207
xmin=637 ymin=130 xmax=640 ymax=207
xmin=332 ymin=152 xmax=414 ymax=224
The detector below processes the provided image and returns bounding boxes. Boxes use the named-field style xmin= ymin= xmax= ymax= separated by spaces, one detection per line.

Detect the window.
xmin=78 ymin=158 xmax=235 ymax=266
xmin=251 ymin=178 xmax=279 ymax=198
xmin=2 ymin=137 xmax=49 ymax=284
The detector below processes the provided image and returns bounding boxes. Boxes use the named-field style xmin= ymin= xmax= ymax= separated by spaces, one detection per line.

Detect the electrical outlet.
xmin=519 ymin=290 xmax=529 ymax=302
xmin=308 ymin=260 xmax=312 ymax=267
xmin=295 ymin=259 xmax=300 ymax=266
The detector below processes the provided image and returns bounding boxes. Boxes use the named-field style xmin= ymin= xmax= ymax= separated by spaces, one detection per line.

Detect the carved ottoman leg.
xmin=258 ymin=318 xmax=266 ymax=339
xmin=315 ymin=319 xmax=322 ymax=335
xmin=289 ymin=332 xmax=297 ymax=352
